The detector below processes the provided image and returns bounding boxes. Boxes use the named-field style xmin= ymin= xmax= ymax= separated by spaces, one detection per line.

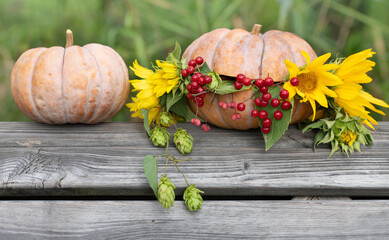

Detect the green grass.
xmin=1 ymin=0 xmax=388 ymax=122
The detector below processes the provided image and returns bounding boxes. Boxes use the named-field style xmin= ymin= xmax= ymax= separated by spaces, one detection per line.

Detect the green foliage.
xmin=256 ymin=86 xmax=293 ymax=150
xmin=1 ymin=0 xmax=388 ymax=121
xmin=143 ymin=155 xmax=158 ymax=198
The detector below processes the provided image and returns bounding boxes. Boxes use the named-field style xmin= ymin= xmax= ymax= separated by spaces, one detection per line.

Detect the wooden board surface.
xmin=0 ymin=200 xmax=388 ymax=239
xmin=0 ymin=122 xmax=389 ymax=197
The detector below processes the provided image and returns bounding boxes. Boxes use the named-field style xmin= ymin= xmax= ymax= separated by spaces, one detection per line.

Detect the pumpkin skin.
xmin=11 ymin=30 xmax=130 ymax=124
xmin=183 ymin=24 xmax=316 ymax=130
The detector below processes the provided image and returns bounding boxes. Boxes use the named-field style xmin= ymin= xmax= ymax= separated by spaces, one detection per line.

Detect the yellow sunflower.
xmin=129 ymin=60 xmax=160 ymax=109
xmin=126 ymin=97 xmax=160 ymax=125
xmin=152 ymin=60 xmax=180 ymax=97
xmin=333 ymin=49 xmax=389 ymax=129
xmin=284 ymin=51 xmax=342 ymax=120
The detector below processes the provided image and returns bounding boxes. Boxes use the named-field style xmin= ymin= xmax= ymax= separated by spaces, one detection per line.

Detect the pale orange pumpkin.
xmin=11 ymin=30 xmax=130 ymax=124
xmin=183 ymin=24 xmax=316 ymax=130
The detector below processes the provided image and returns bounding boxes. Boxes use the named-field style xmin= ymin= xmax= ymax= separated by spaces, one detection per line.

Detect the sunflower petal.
xmin=285 ymin=59 xmax=300 ymax=78
xmin=301 ymin=51 xmax=312 ymax=65
xmin=310 ymin=52 xmax=331 ymax=69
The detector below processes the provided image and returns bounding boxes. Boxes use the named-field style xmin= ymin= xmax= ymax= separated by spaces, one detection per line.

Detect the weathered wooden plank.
xmin=1 ymin=122 xmax=389 ymax=196
xmin=0 ymin=200 xmax=388 ymax=239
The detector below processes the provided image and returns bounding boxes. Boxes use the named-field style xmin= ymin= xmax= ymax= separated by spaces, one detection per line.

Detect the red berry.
xmin=195 ymin=56 xmax=204 ymax=65
xmin=197 ymin=86 xmax=205 ymax=98
xmin=262 ymin=127 xmax=271 ymax=134
xmin=191 ymin=82 xmax=199 ymax=89
xmin=204 ymin=75 xmax=212 ymax=84
xmin=219 ymin=102 xmax=228 ymax=110
xmin=236 ymin=74 xmax=246 ymax=83
xmin=260 ymin=86 xmax=268 ymax=93
xmin=181 ymin=69 xmax=189 ymax=77
xmin=254 ymin=97 xmax=261 ymax=106
xmin=279 ymin=89 xmax=289 ymax=99
xmin=260 ymin=100 xmax=269 ymax=107
xmin=197 ymin=101 xmax=204 ymax=107
xmin=262 ymin=92 xmax=271 ymax=101
xmin=290 ymin=77 xmax=299 ymax=86
xmin=194 ymin=72 xmax=203 ymax=78
xmin=237 ymin=103 xmax=245 ymax=111
xmin=259 ymin=110 xmax=268 ymax=119
xmin=195 ymin=96 xmax=203 ymax=103
xmin=191 ymin=118 xmax=201 ymax=126
xmin=262 ymin=118 xmax=272 ymax=127
xmin=251 ymin=109 xmax=259 ymax=118
xmin=189 ymin=60 xmax=197 ymax=67
xmin=231 ymin=114 xmax=237 ymax=121
xmin=274 ymin=111 xmax=283 ymax=120
xmin=255 ymin=79 xmax=264 ymax=88
xmin=187 ymin=66 xmax=195 ymax=74
xmin=264 ymin=77 xmax=274 ymax=86
xmin=187 ymin=93 xmax=193 ymax=99
xmin=243 ymin=77 xmax=251 ymax=86
xmin=201 ymin=124 xmax=210 ymax=132
xmin=198 ymin=77 xmax=205 ymax=85
xmin=236 ymin=113 xmax=241 ymax=119
xmin=234 ymin=81 xmax=243 ymax=90
xmin=186 ymin=84 xmax=193 ymax=93
xmin=228 ymin=102 xmax=237 ymax=109
xmin=191 ymin=74 xmax=200 ymax=82
xmin=271 ymin=98 xmax=280 ymax=107
xmin=281 ymin=101 xmax=291 ymax=110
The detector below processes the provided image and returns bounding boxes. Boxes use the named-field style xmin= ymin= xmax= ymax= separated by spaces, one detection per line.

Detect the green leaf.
xmin=160 ymin=94 xmax=167 ymax=107
xmin=143 ymin=155 xmax=158 ymax=199
xmin=141 ymin=109 xmax=150 ymax=136
xmin=166 ymin=42 xmax=181 ymax=64
xmin=314 ymin=130 xmax=326 ymax=150
xmin=198 ymin=61 xmax=212 ymax=75
xmin=258 ymin=86 xmax=293 ymax=151
xmin=169 ymin=96 xmax=189 ymax=120
xmin=215 ymin=81 xmax=251 ymax=95
xmin=166 ymin=91 xmax=183 ymax=111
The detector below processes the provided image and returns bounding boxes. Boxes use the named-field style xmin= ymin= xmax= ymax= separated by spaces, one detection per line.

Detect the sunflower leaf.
xmin=166 ymin=42 xmax=181 ymax=64
xmin=169 ymin=96 xmax=189 ymax=120
xmin=166 ymin=91 xmax=183 ymax=111
xmin=141 ymin=109 xmax=151 ymax=136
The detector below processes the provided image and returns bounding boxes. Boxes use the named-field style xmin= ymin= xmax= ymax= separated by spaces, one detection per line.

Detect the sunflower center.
xmin=339 ymin=130 xmax=357 ymax=146
xmin=297 ymin=72 xmax=318 ymax=93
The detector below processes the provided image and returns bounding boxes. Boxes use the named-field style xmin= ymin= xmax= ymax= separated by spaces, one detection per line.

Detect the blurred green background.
xmin=0 ymin=0 xmax=388 ymax=122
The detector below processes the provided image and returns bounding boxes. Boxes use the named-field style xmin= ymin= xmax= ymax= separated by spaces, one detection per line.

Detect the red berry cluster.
xmin=228 ymin=73 xmax=292 ymax=133
xmin=191 ymin=118 xmax=210 ymax=132
xmin=183 ymin=56 xmax=213 ymax=108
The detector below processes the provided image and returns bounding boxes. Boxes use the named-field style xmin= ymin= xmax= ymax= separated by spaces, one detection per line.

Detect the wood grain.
xmin=0 ymin=122 xmax=389 ymax=197
xmin=0 ymin=200 xmax=388 ymax=239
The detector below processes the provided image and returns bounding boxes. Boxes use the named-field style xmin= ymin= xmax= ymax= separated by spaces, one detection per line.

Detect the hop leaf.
xmin=158 ymin=176 xmax=176 ymax=210
xmin=150 ymin=126 xmax=170 ymax=147
xmin=159 ymin=112 xmax=173 ymax=127
xmin=174 ymin=128 xmax=193 ymax=154
xmin=183 ymin=184 xmax=204 ymax=211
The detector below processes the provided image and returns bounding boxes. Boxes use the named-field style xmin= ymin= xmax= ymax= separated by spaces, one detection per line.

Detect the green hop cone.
xmin=207 ymin=72 xmax=220 ymax=91
xmin=150 ymin=125 xmax=170 ymax=147
xmin=183 ymin=184 xmax=204 ymax=212
xmin=158 ymin=176 xmax=176 ymax=210
xmin=174 ymin=128 xmax=193 ymax=154
xmin=159 ymin=112 xmax=173 ymax=127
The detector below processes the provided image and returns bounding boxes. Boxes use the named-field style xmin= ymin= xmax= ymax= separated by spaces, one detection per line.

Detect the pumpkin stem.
xmin=251 ymin=24 xmax=262 ymax=35
xmin=65 ymin=29 xmax=73 ymax=48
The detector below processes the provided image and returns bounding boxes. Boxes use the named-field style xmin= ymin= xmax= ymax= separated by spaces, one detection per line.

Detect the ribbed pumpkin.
xmin=183 ymin=24 xmax=316 ymax=130
xmin=11 ymin=30 xmax=130 ymax=124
